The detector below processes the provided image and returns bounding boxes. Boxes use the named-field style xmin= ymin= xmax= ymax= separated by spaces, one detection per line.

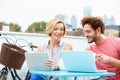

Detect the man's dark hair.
xmin=81 ymin=16 xmax=105 ymax=34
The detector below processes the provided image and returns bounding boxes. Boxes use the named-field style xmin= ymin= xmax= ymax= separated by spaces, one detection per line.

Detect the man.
xmin=81 ymin=16 xmax=120 ymax=80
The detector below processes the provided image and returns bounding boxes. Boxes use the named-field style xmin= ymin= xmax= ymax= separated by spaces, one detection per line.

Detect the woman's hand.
xmin=45 ymin=59 xmax=54 ymax=69
xmin=45 ymin=60 xmax=59 ymax=70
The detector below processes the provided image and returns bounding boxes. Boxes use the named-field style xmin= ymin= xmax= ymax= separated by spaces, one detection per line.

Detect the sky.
xmin=0 ymin=0 xmax=120 ymax=31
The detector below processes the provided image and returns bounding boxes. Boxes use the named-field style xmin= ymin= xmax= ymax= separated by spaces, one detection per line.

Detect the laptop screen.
xmin=61 ymin=51 xmax=98 ymax=72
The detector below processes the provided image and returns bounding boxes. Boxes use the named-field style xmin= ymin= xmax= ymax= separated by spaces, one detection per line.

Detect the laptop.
xmin=25 ymin=52 xmax=51 ymax=71
xmin=61 ymin=51 xmax=106 ymax=73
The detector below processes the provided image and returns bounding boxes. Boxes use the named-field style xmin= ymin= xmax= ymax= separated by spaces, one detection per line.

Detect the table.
xmin=30 ymin=70 xmax=115 ymax=80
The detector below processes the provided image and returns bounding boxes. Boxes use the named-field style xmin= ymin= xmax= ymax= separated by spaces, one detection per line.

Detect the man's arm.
xmin=96 ymin=54 xmax=120 ymax=68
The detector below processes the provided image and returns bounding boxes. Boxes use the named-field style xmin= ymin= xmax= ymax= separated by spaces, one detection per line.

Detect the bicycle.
xmin=0 ymin=33 xmax=37 ymax=80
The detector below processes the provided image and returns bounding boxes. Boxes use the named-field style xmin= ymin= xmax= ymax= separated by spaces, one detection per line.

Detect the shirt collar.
xmin=47 ymin=40 xmax=62 ymax=48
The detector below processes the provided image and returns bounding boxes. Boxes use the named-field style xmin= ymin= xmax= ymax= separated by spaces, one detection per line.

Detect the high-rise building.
xmin=83 ymin=6 xmax=92 ymax=17
xmin=70 ymin=15 xmax=77 ymax=30
xmin=55 ymin=14 xmax=72 ymax=30
xmin=109 ymin=16 xmax=116 ymax=25
xmin=55 ymin=14 xmax=68 ymax=24
xmin=103 ymin=15 xmax=116 ymax=25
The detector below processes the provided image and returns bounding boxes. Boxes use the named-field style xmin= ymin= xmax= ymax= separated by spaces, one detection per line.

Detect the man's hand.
xmin=96 ymin=54 xmax=111 ymax=63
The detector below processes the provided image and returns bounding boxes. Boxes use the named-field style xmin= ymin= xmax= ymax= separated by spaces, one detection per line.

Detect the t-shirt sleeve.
xmin=116 ymin=38 xmax=120 ymax=57
xmin=86 ymin=45 xmax=91 ymax=50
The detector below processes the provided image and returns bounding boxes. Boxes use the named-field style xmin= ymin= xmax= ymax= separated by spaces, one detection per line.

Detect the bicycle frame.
xmin=0 ymin=34 xmax=37 ymax=80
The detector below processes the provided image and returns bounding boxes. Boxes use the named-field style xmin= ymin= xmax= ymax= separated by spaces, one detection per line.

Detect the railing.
xmin=0 ymin=31 xmax=91 ymax=80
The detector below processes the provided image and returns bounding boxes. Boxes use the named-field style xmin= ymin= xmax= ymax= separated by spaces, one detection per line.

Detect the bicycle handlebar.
xmin=0 ymin=33 xmax=38 ymax=80
xmin=0 ymin=33 xmax=37 ymax=50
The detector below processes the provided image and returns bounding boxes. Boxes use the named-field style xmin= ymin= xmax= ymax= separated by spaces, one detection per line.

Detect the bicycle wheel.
xmin=0 ymin=71 xmax=7 ymax=80
xmin=25 ymin=71 xmax=31 ymax=80
xmin=0 ymin=67 xmax=8 ymax=80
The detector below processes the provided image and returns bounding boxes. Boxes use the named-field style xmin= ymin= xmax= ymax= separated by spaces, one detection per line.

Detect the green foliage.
xmin=9 ymin=23 xmax=21 ymax=32
xmin=30 ymin=21 xmax=47 ymax=32
xmin=15 ymin=25 xmax=21 ymax=32
xmin=1 ymin=22 xmax=21 ymax=32
xmin=1 ymin=20 xmax=47 ymax=33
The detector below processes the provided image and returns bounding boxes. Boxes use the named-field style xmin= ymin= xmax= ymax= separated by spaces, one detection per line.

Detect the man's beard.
xmin=87 ymin=36 xmax=96 ymax=43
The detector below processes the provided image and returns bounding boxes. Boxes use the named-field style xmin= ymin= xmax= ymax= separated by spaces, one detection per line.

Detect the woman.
xmin=30 ymin=18 xmax=73 ymax=80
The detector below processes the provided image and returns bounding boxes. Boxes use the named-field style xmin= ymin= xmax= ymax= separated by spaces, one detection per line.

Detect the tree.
xmin=0 ymin=22 xmax=21 ymax=32
xmin=9 ymin=23 xmax=21 ymax=32
xmin=0 ymin=22 xmax=3 ymax=30
xmin=26 ymin=21 xmax=47 ymax=33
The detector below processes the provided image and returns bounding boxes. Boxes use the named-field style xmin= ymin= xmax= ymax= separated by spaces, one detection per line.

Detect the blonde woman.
xmin=31 ymin=18 xmax=73 ymax=80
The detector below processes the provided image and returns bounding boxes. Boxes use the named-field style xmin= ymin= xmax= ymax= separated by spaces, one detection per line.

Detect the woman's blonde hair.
xmin=46 ymin=18 xmax=66 ymax=36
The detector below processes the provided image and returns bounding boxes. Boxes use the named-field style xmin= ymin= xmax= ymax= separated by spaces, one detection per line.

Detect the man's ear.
xmin=96 ymin=27 xmax=101 ymax=33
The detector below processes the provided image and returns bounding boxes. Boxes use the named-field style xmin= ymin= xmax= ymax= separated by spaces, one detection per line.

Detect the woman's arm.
xmin=63 ymin=43 xmax=73 ymax=50
xmin=37 ymin=45 xmax=42 ymax=52
xmin=55 ymin=43 xmax=73 ymax=70
xmin=45 ymin=43 xmax=73 ymax=70
xmin=50 ymin=43 xmax=73 ymax=70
